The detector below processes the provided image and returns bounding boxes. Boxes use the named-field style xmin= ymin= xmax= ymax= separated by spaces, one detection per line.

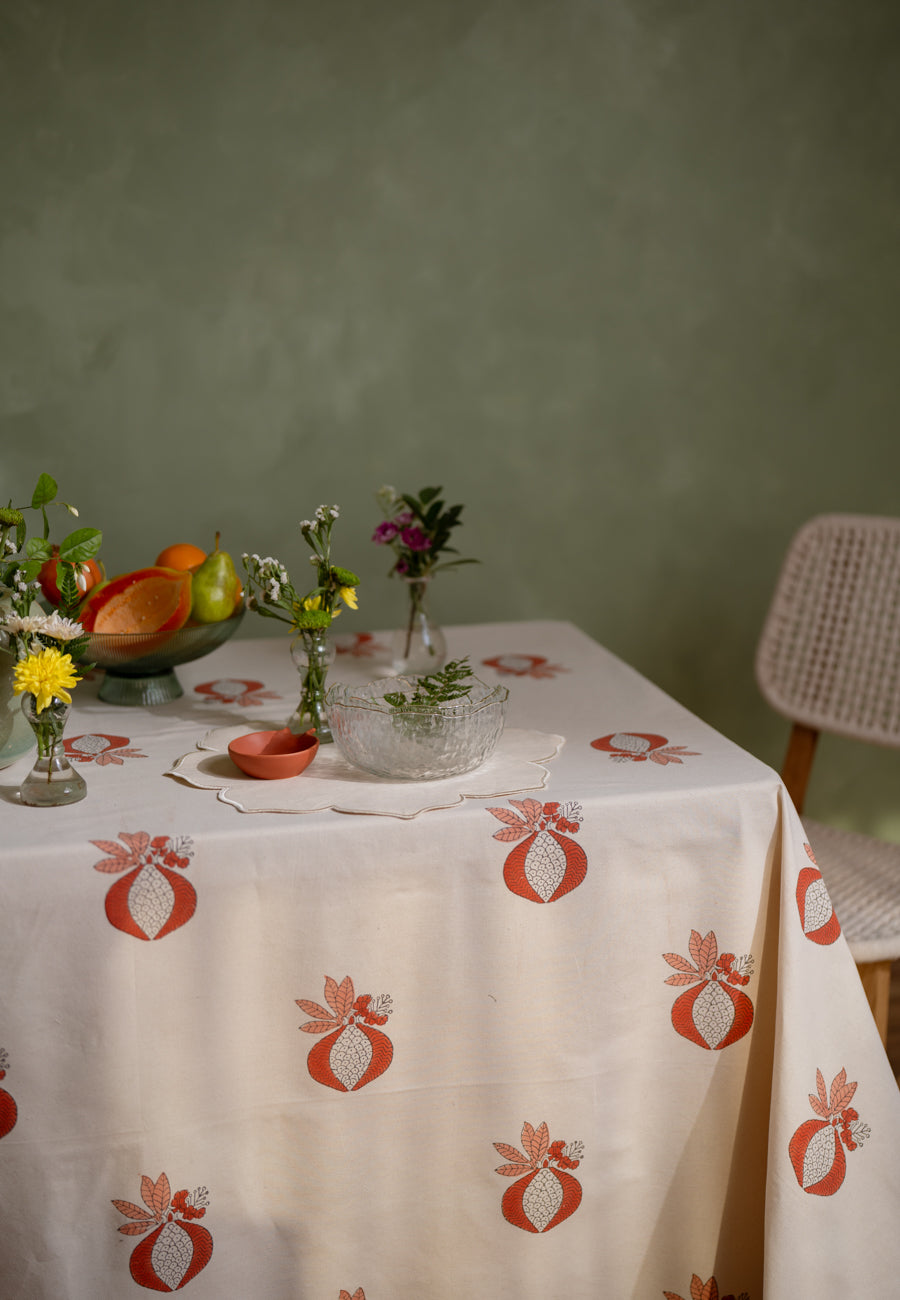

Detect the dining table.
xmin=1 ymin=618 xmax=899 ymax=1300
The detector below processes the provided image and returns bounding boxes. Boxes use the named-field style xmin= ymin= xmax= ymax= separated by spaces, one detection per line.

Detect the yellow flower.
xmin=340 ymin=586 xmax=358 ymax=610
xmin=302 ymin=595 xmax=322 ymax=611
xmin=13 ymin=647 xmax=82 ymax=713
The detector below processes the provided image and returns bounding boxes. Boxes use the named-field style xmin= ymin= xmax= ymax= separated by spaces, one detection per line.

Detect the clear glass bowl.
xmin=86 ymin=607 xmax=245 ymax=706
xmin=326 ymin=675 xmax=508 ymax=781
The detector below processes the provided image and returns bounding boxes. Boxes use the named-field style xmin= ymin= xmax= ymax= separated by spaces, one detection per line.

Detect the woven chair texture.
xmin=805 ymin=822 xmax=900 ymax=963
xmin=756 ymin=513 xmax=900 ymax=747
xmin=757 ymin=514 xmax=900 ymax=976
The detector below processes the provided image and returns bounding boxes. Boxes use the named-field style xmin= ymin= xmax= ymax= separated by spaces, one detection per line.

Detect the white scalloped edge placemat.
xmin=166 ymin=726 xmax=565 ymax=818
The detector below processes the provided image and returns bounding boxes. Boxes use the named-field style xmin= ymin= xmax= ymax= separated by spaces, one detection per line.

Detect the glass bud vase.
xmin=392 ymin=577 xmax=447 ymax=677
xmin=288 ymin=628 xmax=335 ymax=743
xmin=18 ymin=692 xmax=87 ymax=807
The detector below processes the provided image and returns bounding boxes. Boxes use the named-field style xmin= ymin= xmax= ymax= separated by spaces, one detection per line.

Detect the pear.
xmin=190 ymin=533 xmax=242 ymax=623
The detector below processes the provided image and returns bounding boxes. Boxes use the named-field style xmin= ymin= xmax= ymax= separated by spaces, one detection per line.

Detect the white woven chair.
xmin=755 ymin=513 xmax=900 ymax=1044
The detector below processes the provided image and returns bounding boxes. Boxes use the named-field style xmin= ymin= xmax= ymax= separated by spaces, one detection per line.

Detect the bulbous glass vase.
xmin=288 ymin=628 xmax=335 ymax=743
xmin=392 ymin=578 xmax=446 ymax=677
xmin=18 ymin=692 xmax=87 ymax=807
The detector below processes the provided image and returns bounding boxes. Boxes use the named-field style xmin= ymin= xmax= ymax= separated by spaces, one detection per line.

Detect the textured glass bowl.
xmin=326 ymin=676 xmax=508 ymax=781
xmin=86 ymin=607 xmax=245 ymax=706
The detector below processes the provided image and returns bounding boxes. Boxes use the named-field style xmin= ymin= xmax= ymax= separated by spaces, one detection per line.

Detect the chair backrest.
xmin=756 ymin=513 xmax=900 ymax=749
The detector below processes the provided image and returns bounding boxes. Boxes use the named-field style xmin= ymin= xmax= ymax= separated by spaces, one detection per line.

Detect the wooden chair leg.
xmin=857 ymin=960 xmax=891 ymax=1046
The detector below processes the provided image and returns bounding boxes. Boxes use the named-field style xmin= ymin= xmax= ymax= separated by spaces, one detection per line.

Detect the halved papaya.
xmin=79 ymin=567 xmax=193 ymax=634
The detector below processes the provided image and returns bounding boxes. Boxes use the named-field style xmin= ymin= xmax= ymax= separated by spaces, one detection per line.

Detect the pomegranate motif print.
xmin=664 ymin=1275 xmax=749 ymax=1300
xmin=482 ymin=653 xmax=567 ymax=679
xmin=339 ymin=1290 xmax=366 ymax=1300
xmin=796 ymin=843 xmax=841 ymax=946
xmin=297 ymin=975 xmax=393 ymax=1092
xmin=113 ymin=1172 xmax=213 ymax=1291
xmin=64 ymin=733 xmax=147 ymax=765
xmin=194 ymin=679 xmax=280 ymax=707
xmin=92 ymin=832 xmax=197 ymax=941
xmin=591 ymin=733 xmax=699 ymax=764
xmin=664 ymin=931 xmax=754 ymax=1050
xmin=334 ymin=632 xmax=384 ymax=658
xmin=0 ymin=1049 xmax=17 ymax=1139
xmin=494 ymin=1121 xmax=583 ymax=1234
xmin=788 ymin=1068 xmax=870 ymax=1196
xmin=487 ymin=798 xmax=587 ymax=903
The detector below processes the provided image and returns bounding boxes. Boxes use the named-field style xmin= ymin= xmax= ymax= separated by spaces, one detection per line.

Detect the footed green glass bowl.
xmin=326 ymin=675 xmax=508 ymax=781
xmin=86 ymin=607 xmax=244 ymax=706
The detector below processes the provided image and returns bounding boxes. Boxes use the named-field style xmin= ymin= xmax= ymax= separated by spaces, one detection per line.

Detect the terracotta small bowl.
xmin=227 ymin=728 xmax=319 ymax=780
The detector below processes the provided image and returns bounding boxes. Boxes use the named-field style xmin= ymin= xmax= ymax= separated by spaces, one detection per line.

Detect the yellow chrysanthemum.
xmin=302 ymin=595 xmax=323 ymax=611
xmin=339 ymin=586 xmax=358 ymax=610
xmin=13 ymin=647 xmax=82 ymax=713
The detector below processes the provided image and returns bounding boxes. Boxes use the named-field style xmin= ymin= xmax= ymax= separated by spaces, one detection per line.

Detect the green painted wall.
xmin=3 ymin=0 xmax=900 ymax=833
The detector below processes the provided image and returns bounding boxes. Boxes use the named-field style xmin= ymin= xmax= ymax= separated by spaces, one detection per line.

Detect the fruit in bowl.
xmin=68 ymin=535 xmax=245 ymax=706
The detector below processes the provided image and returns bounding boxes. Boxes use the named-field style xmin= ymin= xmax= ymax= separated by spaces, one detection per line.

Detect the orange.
xmin=155 ymin=542 xmax=206 ymax=571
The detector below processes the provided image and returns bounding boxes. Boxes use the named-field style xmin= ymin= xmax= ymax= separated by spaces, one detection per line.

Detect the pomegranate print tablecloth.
xmin=1 ymin=621 xmax=899 ymax=1298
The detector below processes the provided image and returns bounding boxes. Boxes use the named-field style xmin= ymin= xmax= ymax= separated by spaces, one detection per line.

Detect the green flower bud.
xmin=331 ymin=566 xmax=360 ymax=586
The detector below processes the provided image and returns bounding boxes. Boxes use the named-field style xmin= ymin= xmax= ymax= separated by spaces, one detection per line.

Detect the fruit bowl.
xmin=86 ymin=607 xmax=245 ymax=706
xmin=325 ymin=675 xmax=508 ymax=781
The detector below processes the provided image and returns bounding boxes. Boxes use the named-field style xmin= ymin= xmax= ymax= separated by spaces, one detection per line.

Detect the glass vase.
xmin=18 ymin=692 xmax=87 ymax=807
xmin=288 ymin=628 xmax=335 ymax=743
xmin=0 ymin=649 xmax=35 ymax=770
xmin=392 ymin=577 xmax=447 ymax=677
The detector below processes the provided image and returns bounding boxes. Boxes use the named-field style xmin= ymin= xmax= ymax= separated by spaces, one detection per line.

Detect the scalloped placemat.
xmin=166 ymin=726 xmax=565 ymax=818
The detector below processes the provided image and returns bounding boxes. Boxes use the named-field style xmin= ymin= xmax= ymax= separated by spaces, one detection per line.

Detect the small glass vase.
xmin=392 ymin=577 xmax=447 ymax=677
xmin=288 ymin=628 xmax=335 ymax=743
xmin=18 ymin=692 xmax=87 ymax=807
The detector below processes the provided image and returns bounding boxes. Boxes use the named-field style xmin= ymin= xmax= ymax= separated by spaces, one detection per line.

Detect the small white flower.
xmin=3 ymin=614 xmax=49 ymax=634
xmin=299 ymin=520 xmax=313 ymax=530
xmin=39 ymin=612 xmax=86 ymax=642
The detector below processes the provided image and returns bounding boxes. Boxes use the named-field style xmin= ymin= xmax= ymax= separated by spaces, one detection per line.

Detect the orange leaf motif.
xmin=112 ymin=1199 xmax=154 ymax=1221
xmin=295 ymin=999 xmax=333 ymax=1020
xmin=117 ymin=1222 xmax=156 ymax=1236
xmin=495 ymin=1162 xmax=534 ymax=1177
xmin=120 ymin=831 xmax=151 ymax=855
xmin=494 ymin=1142 xmax=530 ymax=1164
xmin=492 ymin=825 xmax=531 ymax=842
xmin=487 ymin=806 xmax=528 ymax=828
xmin=300 ymin=1020 xmax=339 ymax=1035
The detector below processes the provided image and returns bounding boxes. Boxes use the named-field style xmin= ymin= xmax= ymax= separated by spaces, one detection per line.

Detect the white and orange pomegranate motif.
xmin=590 ymin=733 xmax=699 ymax=764
xmin=481 ymin=654 xmax=566 ymax=679
xmin=487 ymin=798 xmax=587 ymax=903
xmin=788 ymin=1067 xmax=869 ymax=1196
xmin=297 ymin=975 xmax=393 ymax=1092
xmin=193 ymin=678 xmax=280 ymax=707
xmin=0 ymin=1049 xmax=17 ymax=1140
xmin=494 ymin=1120 xmax=583 ymax=1233
xmin=113 ymin=1172 xmax=213 ymax=1292
xmin=64 ymin=733 xmax=147 ymax=765
xmin=338 ymin=1289 xmax=366 ymax=1300
xmin=91 ymin=832 xmax=197 ymax=941
xmin=664 ymin=1274 xmax=749 ymax=1300
xmin=796 ymin=843 xmax=841 ymax=945
xmin=663 ymin=930 xmax=754 ymax=1050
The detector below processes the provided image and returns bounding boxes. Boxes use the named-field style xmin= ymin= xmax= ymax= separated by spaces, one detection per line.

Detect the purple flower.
xmin=395 ymin=558 xmax=410 ymax=575
xmin=400 ymin=525 xmax=432 ymax=552
xmin=394 ymin=511 xmax=414 ymax=526
xmin=372 ymin=520 xmax=398 ymax=544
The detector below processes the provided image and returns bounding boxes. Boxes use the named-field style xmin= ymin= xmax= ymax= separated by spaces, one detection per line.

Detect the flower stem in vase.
xmin=392 ymin=577 xmax=446 ymax=677
xmin=18 ymin=692 xmax=87 ymax=807
xmin=288 ymin=629 xmax=335 ymax=743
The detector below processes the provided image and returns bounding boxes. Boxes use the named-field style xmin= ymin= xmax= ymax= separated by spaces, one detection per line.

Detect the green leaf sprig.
xmin=383 ymin=657 xmax=475 ymax=711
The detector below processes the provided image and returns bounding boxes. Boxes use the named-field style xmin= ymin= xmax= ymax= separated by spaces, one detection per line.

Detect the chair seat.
xmin=805 ymin=819 xmax=900 ymax=963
